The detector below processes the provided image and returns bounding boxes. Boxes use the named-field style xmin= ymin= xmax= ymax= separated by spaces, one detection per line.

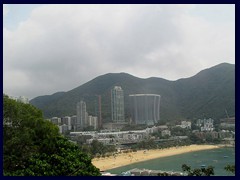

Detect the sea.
xmin=108 ymin=147 xmax=235 ymax=176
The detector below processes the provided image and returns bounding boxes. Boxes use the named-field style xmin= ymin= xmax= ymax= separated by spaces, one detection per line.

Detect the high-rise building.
xmin=62 ymin=116 xmax=72 ymax=130
xmin=111 ymin=86 xmax=125 ymax=123
xmin=71 ymin=115 xmax=77 ymax=131
xmin=88 ymin=115 xmax=98 ymax=130
xmin=76 ymin=101 xmax=88 ymax=131
xmin=95 ymin=95 xmax=102 ymax=129
xmin=129 ymin=94 xmax=160 ymax=125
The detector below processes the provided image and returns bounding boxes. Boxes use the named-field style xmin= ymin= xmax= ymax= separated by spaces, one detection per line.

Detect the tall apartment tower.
xmin=76 ymin=100 xmax=88 ymax=131
xmin=94 ymin=95 xmax=102 ymax=129
xmin=111 ymin=86 xmax=125 ymax=123
xmin=129 ymin=94 xmax=160 ymax=125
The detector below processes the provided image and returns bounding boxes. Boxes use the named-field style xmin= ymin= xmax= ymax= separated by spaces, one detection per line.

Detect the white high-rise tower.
xmin=111 ymin=86 xmax=125 ymax=123
xmin=76 ymin=100 xmax=88 ymax=131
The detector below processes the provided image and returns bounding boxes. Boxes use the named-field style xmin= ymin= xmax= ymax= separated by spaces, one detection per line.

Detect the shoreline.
xmin=92 ymin=144 xmax=222 ymax=171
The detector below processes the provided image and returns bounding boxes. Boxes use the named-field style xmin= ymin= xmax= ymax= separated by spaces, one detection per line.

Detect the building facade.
xmin=88 ymin=115 xmax=98 ymax=130
xmin=62 ymin=116 xmax=72 ymax=130
xmin=197 ymin=118 xmax=214 ymax=131
xmin=111 ymin=86 xmax=125 ymax=123
xmin=129 ymin=94 xmax=160 ymax=125
xmin=76 ymin=101 xmax=88 ymax=131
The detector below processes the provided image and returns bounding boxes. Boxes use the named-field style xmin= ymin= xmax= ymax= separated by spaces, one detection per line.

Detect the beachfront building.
xmin=69 ymin=129 xmax=148 ymax=144
xmin=69 ymin=126 xmax=172 ymax=145
xmin=129 ymin=94 xmax=161 ymax=125
xmin=111 ymin=86 xmax=125 ymax=123
xmin=196 ymin=118 xmax=214 ymax=131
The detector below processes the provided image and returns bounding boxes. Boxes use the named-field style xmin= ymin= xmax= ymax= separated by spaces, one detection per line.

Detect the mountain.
xmin=30 ymin=63 xmax=235 ymax=122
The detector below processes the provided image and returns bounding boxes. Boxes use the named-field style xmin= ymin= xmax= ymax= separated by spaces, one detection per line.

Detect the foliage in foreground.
xmin=182 ymin=164 xmax=214 ymax=176
xmin=224 ymin=164 xmax=235 ymax=174
xmin=3 ymin=95 xmax=101 ymax=176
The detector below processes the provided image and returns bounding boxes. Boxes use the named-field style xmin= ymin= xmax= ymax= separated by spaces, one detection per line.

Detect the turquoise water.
xmin=108 ymin=147 xmax=235 ymax=176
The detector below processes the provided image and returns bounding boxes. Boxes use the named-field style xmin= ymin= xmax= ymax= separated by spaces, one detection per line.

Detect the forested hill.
xmin=30 ymin=63 xmax=235 ymax=122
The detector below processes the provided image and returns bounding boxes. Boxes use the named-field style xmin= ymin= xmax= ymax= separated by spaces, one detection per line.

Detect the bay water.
xmin=108 ymin=147 xmax=235 ymax=176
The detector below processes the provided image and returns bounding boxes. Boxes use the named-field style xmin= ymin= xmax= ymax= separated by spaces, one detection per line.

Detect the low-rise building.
xmin=161 ymin=130 xmax=171 ymax=137
xmin=86 ymin=138 xmax=113 ymax=145
xmin=88 ymin=115 xmax=98 ymax=130
xmin=62 ymin=116 xmax=72 ymax=130
xmin=197 ymin=118 xmax=214 ymax=131
xmin=59 ymin=124 xmax=69 ymax=134
xmin=176 ymin=121 xmax=191 ymax=129
xmin=51 ymin=117 xmax=61 ymax=125
xmin=220 ymin=117 xmax=235 ymax=128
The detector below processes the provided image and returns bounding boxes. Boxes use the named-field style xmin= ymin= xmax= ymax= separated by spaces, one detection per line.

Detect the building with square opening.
xmin=129 ymin=94 xmax=160 ymax=125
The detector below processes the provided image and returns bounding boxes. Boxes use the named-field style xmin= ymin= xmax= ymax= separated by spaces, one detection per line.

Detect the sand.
xmin=92 ymin=144 xmax=220 ymax=171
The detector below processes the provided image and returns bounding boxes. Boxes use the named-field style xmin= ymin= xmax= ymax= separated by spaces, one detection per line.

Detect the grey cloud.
xmin=3 ymin=4 xmax=235 ymax=99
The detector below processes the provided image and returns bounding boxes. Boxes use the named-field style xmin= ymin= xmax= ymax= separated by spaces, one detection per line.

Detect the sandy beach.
xmin=92 ymin=144 xmax=220 ymax=171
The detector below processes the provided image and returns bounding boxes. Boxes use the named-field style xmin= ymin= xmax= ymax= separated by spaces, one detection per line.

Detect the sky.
xmin=3 ymin=4 xmax=235 ymax=100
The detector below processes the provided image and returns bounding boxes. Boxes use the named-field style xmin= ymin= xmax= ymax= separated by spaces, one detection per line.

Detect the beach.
xmin=92 ymin=145 xmax=220 ymax=171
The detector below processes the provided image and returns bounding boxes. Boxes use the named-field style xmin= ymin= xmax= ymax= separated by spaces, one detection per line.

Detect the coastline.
xmin=92 ymin=144 xmax=221 ymax=171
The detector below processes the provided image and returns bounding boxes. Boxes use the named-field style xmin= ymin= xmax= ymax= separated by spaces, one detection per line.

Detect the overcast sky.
xmin=3 ymin=4 xmax=235 ymax=99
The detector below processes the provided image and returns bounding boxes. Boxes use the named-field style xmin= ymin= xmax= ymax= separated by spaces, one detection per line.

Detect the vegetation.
xmin=30 ymin=63 xmax=235 ymax=122
xmin=182 ymin=164 xmax=214 ymax=176
xmin=224 ymin=164 xmax=235 ymax=174
xmin=89 ymin=140 xmax=116 ymax=156
xmin=3 ymin=95 xmax=101 ymax=176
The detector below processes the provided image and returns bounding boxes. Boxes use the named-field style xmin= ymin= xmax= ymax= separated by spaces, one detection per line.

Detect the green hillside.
xmin=30 ymin=63 xmax=235 ymax=122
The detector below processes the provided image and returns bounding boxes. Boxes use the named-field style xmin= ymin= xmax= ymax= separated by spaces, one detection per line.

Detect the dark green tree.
xmin=224 ymin=164 xmax=235 ymax=174
xmin=182 ymin=164 xmax=214 ymax=176
xmin=89 ymin=140 xmax=116 ymax=156
xmin=3 ymin=95 xmax=101 ymax=176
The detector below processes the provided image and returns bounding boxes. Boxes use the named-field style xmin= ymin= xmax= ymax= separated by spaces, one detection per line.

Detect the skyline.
xmin=3 ymin=4 xmax=235 ymax=99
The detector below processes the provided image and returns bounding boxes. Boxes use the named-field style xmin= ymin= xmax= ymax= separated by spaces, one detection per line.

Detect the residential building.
xmin=220 ymin=117 xmax=235 ymax=128
xmin=197 ymin=118 xmax=214 ymax=131
xmin=88 ymin=115 xmax=98 ymax=130
xmin=76 ymin=101 xmax=88 ymax=131
xmin=111 ymin=86 xmax=125 ymax=123
xmin=161 ymin=129 xmax=171 ymax=137
xmin=59 ymin=124 xmax=69 ymax=134
xmin=176 ymin=121 xmax=191 ymax=129
xmin=71 ymin=115 xmax=77 ymax=131
xmin=51 ymin=117 xmax=60 ymax=125
xmin=95 ymin=95 xmax=102 ymax=129
xmin=62 ymin=116 xmax=72 ymax=130
xmin=129 ymin=94 xmax=160 ymax=125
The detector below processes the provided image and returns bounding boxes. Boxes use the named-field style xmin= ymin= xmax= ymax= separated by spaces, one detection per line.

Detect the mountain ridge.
xmin=30 ymin=63 xmax=235 ymax=122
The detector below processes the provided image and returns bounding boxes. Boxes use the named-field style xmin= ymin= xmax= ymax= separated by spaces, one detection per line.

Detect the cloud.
xmin=3 ymin=4 xmax=235 ymax=99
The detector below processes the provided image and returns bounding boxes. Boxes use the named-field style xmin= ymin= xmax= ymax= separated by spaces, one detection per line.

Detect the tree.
xmin=224 ymin=164 xmax=235 ymax=174
xmin=182 ymin=164 xmax=214 ymax=176
xmin=3 ymin=95 xmax=101 ymax=176
xmin=89 ymin=140 xmax=116 ymax=156
xmin=158 ymin=172 xmax=169 ymax=176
